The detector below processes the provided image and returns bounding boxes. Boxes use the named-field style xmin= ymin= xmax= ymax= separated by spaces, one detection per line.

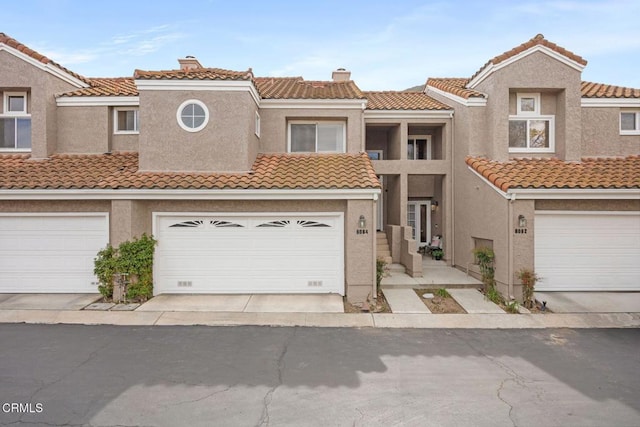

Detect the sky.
xmin=3 ymin=0 xmax=639 ymax=91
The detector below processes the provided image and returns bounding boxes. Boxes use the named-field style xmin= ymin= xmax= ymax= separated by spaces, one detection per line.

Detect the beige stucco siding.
xmin=581 ymin=107 xmax=640 ymax=156
xmin=0 ymin=200 xmax=111 ymax=213
xmin=57 ymin=106 xmax=109 ymax=153
xmin=138 ymin=90 xmax=259 ymax=172
xmin=259 ymin=108 xmax=364 ymax=153
xmin=0 ymin=50 xmax=78 ymax=158
xmin=535 ymin=199 xmax=640 ymax=211
xmin=475 ymin=51 xmax=583 ymax=161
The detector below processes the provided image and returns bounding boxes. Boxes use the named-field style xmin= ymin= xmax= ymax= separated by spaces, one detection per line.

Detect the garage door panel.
xmin=0 ymin=215 xmax=108 ymax=293
xmin=535 ymin=212 xmax=640 ymax=291
xmin=155 ymin=214 xmax=344 ymax=295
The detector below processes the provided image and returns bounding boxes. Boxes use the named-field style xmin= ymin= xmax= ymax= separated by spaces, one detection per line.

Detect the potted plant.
xmin=431 ymin=248 xmax=444 ymax=260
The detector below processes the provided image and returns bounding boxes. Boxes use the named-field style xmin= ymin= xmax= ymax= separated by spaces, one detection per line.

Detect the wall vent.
xmin=177 ymin=281 xmax=193 ymax=287
xmin=307 ymin=280 xmax=323 ymax=287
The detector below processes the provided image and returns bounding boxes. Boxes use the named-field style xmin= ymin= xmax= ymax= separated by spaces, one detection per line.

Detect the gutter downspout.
xmin=449 ymin=111 xmax=455 ymax=266
xmin=372 ymin=193 xmax=378 ymax=300
xmin=507 ymin=193 xmax=515 ymax=300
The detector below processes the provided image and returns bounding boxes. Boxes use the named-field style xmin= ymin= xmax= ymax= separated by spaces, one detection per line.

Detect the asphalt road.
xmin=0 ymin=325 xmax=638 ymax=427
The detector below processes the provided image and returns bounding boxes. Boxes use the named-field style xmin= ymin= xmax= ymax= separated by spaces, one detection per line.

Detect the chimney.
xmin=332 ymin=68 xmax=351 ymax=82
xmin=178 ymin=56 xmax=203 ymax=71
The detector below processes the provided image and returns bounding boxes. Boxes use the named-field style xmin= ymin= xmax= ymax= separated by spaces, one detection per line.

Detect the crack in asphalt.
xmin=256 ymin=327 xmax=297 ymax=427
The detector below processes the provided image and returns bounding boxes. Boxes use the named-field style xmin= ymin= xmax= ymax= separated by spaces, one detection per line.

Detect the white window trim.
xmin=3 ymin=92 xmax=28 ymax=116
xmin=508 ymin=115 xmax=555 ymax=153
xmin=255 ymin=111 xmax=261 ymax=138
xmin=620 ymin=111 xmax=640 ymax=135
xmin=516 ymin=93 xmax=540 ymax=116
xmin=287 ymin=120 xmax=346 ymax=153
xmin=176 ymin=99 xmax=209 ymax=133
xmin=407 ymin=135 xmax=432 ymax=160
xmin=113 ymin=107 xmax=139 ymax=135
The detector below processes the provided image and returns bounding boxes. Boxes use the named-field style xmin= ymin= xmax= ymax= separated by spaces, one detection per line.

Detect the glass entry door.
xmin=407 ymin=201 xmax=431 ymax=250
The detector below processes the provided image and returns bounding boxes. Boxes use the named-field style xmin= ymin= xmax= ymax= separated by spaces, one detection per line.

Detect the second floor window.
xmin=1 ymin=92 xmax=31 ymax=151
xmin=620 ymin=111 xmax=640 ymax=135
xmin=114 ymin=108 xmax=139 ymax=134
xmin=407 ymin=136 xmax=432 ymax=160
xmin=509 ymin=93 xmax=554 ymax=153
xmin=288 ymin=121 xmax=345 ymax=153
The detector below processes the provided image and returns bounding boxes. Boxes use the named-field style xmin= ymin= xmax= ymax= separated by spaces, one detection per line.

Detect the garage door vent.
xmin=177 ymin=281 xmax=193 ymax=288
xmin=307 ymin=280 xmax=323 ymax=287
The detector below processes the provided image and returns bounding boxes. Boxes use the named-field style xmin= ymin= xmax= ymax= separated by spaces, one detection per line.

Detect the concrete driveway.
xmin=535 ymin=292 xmax=640 ymax=313
xmin=0 ymin=294 xmax=101 ymax=310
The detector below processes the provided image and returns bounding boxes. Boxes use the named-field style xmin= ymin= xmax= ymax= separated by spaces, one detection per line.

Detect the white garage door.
xmin=0 ymin=214 xmax=109 ymax=293
xmin=535 ymin=211 xmax=640 ymax=291
xmin=154 ymin=213 xmax=344 ymax=295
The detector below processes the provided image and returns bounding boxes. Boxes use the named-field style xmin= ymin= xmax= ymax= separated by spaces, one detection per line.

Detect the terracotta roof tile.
xmin=470 ymin=34 xmax=587 ymax=83
xmin=0 ymin=32 xmax=90 ymax=85
xmin=0 ymin=152 xmax=380 ymax=191
xmin=134 ymin=67 xmax=253 ymax=81
xmin=364 ymin=91 xmax=451 ymax=110
xmin=581 ymin=81 xmax=640 ymax=99
xmin=58 ymin=77 xmax=139 ymax=97
xmin=425 ymin=78 xmax=486 ymax=99
xmin=466 ymin=156 xmax=640 ymax=192
xmin=254 ymin=77 xmax=365 ymax=99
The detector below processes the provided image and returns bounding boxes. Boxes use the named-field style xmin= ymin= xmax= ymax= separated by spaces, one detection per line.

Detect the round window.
xmin=177 ymin=100 xmax=209 ymax=132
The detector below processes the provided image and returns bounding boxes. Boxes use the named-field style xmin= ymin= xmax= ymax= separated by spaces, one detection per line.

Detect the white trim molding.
xmin=581 ymin=98 xmax=640 ymax=108
xmin=468 ymin=44 xmax=586 ymax=89
xmin=135 ymin=79 xmax=261 ymax=106
xmin=425 ymin=85 xmax=487 ymax=107
xmin=508 ymin=188 xmax=640 ymax=200
xmin=113 ymin=107 xmax=139 ymax=135
xmin=0 ymin=188 xmax=381 ymax=201
xmin=56 ymin=96 xmax=140 ymax=107
xmin=0 ymin=43 xmax=88 ymax=89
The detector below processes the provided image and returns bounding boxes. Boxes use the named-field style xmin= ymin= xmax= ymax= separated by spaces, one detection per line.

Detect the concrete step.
xmin=376 ymin=243 xmax=390 ymax=250
xmin=389 ymin=263 xmax=406 ymax=273
xmin=377 ymin=250 xmax=391 ymax=258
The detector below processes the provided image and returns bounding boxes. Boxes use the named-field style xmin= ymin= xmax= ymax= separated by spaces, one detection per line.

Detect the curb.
xmin=0 ymin=310 xmax=638 ymax=329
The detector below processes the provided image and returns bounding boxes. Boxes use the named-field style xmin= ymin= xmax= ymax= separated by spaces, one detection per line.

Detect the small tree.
xmin=516 ymin=268 xmax=539 ymax=309
xmin=473 ymin=246 xmax=496 ymax=292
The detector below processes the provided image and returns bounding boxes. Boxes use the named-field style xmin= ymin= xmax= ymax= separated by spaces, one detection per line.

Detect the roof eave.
xmin=467 ymin=44 xmax=587 ymax=89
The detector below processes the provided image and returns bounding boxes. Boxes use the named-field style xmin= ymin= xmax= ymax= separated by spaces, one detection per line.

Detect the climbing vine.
xmin=94 ymin=233 xmax=157 ymax=301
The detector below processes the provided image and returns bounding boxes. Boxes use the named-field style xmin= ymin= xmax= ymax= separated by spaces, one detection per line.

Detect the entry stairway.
xmin=376 ymin=232 xmax=393 ymax=265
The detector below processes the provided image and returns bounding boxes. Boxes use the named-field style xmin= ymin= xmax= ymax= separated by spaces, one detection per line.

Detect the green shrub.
xmin=485 ymin=285 xmax=502 ymax=305
xmin=435 ymin=288 xmax=450 ymax=298
xmin=505 ymin=300 xmax=520 ymax=314
xmin=473 ymin=247 xmax=496 ymax=291
xmin=376 ymin=258 xmax=387 ymax=292
xmin=93 ymin=233 xmax=157 ymax=301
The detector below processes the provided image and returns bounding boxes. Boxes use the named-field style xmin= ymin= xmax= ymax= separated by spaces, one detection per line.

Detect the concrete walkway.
xmin=381 ymin=259 xmax=482 ymax=287
xmin=447 ymin=289 xmax=505 ymax=314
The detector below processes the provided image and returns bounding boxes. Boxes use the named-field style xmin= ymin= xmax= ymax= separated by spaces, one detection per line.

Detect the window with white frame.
xmin=255 ymin=111 xmax=261 ymax=138
xmin=407 ymin=135 xmax=432 ymax=159
xmin=176 ymin=99 xmax=209 ymax=132
xmin=114 ymin=108 xmax=139 ymax=134
xmin=288 ymin=121 xmax=346 ymax=153
xmin=509 ymin=92 xmax=554 ymax=152
xmin=1 ymin=91 xmax=31 ymax=150
xmin=620 ymin=111 xmax=640 ymax=135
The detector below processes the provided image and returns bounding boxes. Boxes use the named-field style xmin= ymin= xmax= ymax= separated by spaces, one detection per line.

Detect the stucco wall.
xmin=0 ymin=50 xmax=78 ymax=158
xmin=258 ymin=107 xmax=364 ymax=153
xmin=581 ymin=107 xmax=640 ymax=156
xmin=0 ymin=200 xmax=111 ymax=213
xmin=475 ymin=51 xmax=583 ymax=161
xmin=535 ymin=199 xmax=640 ymax=211
xmin=138 ymin=90 xmax=258 ymax=172
xmin=57 ymin=106 xmax=109 ymax=153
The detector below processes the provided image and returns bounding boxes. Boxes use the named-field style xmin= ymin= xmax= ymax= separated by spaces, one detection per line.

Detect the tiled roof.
xmin=425 ymin=78 xmax=486 ymax=99
xmin=470 ymin=34 xmax=587 ymax=84
xmin=254 ymin=77 xmax=365 ymax=99
xmin=134 ymin=68 xmax=253 ymax=81
xmin=581 ymin=81 xmax=640 ymax=99
xmin=0 ymin=152 xmax=380 ymax=190
xmin=364 ymin=91 xmax=451 ymax=110
xmin=466 ymin=156 xmax=640 ymax=192
xmin=59 ymin=77 xmax=139 ymax=97
xmin=0 ymin=32 xmax=89 ymax=85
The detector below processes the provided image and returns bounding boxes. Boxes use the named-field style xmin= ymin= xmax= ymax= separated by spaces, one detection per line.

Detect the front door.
xmin=407 ymin=201 xmax=431 ymax=250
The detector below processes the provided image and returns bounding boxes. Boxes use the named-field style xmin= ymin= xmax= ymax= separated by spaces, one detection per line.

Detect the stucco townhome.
xmin=0 ymin=32 xmax=638 ymax=303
